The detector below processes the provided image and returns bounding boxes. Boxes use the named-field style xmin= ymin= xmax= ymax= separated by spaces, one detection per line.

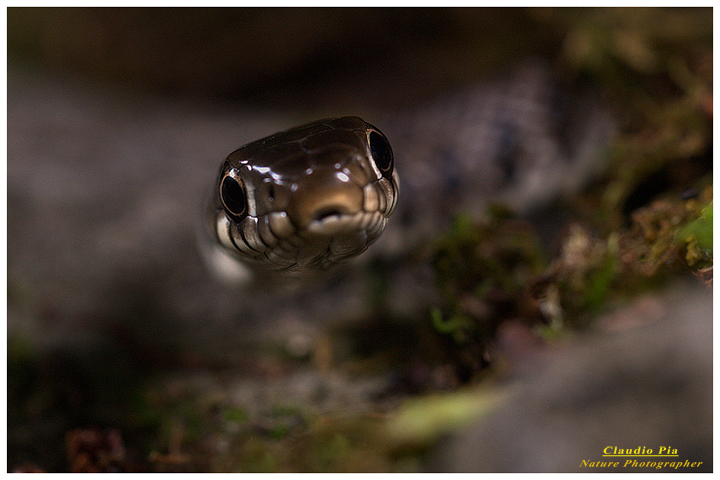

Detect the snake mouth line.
xmin=312 ymin=207 xmax=347 ymax=222
xmin=306 ymin=210 xmax=382 ymax=236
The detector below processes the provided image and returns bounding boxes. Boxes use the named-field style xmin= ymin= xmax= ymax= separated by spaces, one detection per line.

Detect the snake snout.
xmin=288 ymin=170 xmax=365 ymax=230
xmin=302 ymin=196 xmax=363 ymax=236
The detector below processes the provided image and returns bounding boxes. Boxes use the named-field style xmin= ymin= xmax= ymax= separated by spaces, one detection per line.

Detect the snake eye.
xmin=367 ymin=126 xmax=394 ymax=179
xmin=220 ymin=174 xmax=248 ymax=223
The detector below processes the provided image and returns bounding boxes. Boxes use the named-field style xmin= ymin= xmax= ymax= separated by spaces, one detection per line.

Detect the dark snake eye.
xmin=220 ymin=174 xmax=248 ymax=223
xmin=367 ymin=126 xmax=393 ymax=179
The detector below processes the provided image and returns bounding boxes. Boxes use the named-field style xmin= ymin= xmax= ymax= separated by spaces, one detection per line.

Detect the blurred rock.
xmin=430 ymin=280 xmax=712 ymax=472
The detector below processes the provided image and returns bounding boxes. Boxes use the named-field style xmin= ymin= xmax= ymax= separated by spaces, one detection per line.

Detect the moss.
xmin=677 ymin=200 xmax=712 ymax=265
xmin=223 ymin=407 xmax=250 ymax=425
xmin=581 ymin=232 xmax=620 ymax=311
xmin=428 ymin=210 xmax=549 ymax=365
xmin=386 ymin=386 xmax=513 ymax=447
xmin=429 ymin=185 xmax=712 ymax=349
xmin=430 ymin=308 xmax=475 ymax=345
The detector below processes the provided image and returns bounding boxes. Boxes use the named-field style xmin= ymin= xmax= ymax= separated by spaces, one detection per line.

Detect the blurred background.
xmin=9 ymin=8 xmax=565 ymax=111
xmin=7 ymin=7 xmax=713 ymax=472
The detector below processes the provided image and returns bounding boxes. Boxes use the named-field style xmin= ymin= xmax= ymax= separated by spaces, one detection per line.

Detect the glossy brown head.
xmin=209 ymin=116 xmax=398 ymax=279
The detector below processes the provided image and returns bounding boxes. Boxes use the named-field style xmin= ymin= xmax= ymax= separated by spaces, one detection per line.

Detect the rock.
xmin=430 ymin=280 xmax=712 ymax=472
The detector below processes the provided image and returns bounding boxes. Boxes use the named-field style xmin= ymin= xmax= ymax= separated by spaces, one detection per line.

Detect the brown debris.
xmin=65 ymin=428 xmax=126 ymax=473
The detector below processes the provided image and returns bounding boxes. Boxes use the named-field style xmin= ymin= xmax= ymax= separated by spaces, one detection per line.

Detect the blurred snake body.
xmin=206 ymin=116 xmax=399 ymax=283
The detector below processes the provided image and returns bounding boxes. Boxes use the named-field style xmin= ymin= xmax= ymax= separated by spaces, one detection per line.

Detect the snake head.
xmin=210 ymin=116 xmax=398 ymax=279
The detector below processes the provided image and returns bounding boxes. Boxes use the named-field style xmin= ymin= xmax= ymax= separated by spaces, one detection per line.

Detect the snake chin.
xmin=198 ymin=231 xmax=254 ymax=286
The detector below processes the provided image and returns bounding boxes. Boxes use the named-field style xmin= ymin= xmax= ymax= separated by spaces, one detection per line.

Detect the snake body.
xmin=207 ymin=116 xmax=399 ymax=281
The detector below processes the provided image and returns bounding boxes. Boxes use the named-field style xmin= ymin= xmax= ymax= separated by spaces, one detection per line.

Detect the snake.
xmin=205 ymin=116 xmax=399 ymax=283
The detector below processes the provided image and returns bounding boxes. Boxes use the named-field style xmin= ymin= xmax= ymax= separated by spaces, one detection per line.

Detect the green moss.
xmin=429 ymin=210 xmax=548 ymax=350
xmin=430 ymin=308 xmax=475 ymax=344
xmin=223 ymin=407 xmax=250 ymax=424
xmin=312 ymin=432 xmax=351 ymax=470
xmin=386 ymin=386 xmax=514 ymax=446
xmin=581 ymin=233 xmax=620 ymax=312
xmin=677 ymin=201 xmax=712 ymax=265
